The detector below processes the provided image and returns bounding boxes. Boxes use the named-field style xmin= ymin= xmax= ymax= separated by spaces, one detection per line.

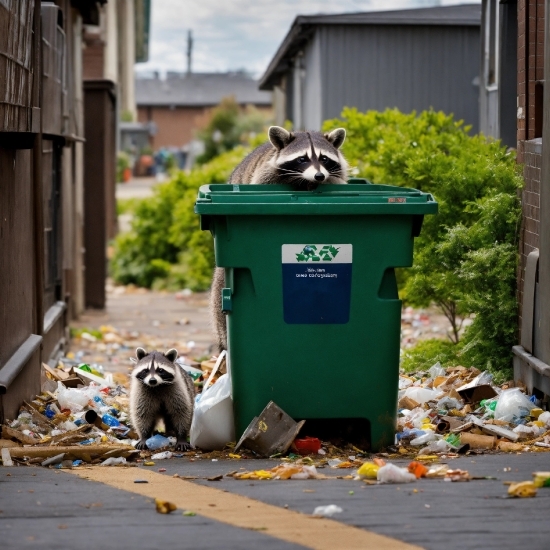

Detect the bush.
xmin=196 ymin=96 xmax=270 ymax=165
xmin=400 ymin=339 xmax=461 ymax=373
xmin=324 ymin=108 xmax=522 ymax=376
xmin=111 ymin=145 xmax=252 ymax=291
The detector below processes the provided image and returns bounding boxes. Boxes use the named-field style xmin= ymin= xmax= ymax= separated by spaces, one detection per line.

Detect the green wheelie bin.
xmin=195 ymin=179 xmax=437 ymax=451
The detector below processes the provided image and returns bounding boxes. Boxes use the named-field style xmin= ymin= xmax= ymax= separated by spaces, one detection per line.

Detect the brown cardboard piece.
xmin=456 ymin=384 xmax=497 ymax=404
xmin=459 ymin=432 xmax=496 ymax=449
xmin=235 ymin=401 xmax=305 ymax=457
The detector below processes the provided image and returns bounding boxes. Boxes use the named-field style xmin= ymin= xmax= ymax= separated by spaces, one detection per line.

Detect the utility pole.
xmin=187 ymin=30 xmax=193 ymax=75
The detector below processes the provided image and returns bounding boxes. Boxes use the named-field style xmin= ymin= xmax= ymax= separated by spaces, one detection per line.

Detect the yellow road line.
xmin=66 ymin=467 xmax=423 ymax=550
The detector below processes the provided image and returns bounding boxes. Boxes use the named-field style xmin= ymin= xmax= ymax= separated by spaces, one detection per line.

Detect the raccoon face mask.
xmin=268 ymin=126 xmax=348 ymax=188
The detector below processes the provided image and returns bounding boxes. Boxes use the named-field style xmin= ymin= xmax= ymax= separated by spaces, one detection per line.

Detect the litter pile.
xmin=0 ymin=349 xmax=228 ymax=467
xmin=0 ymin=362 xmax=140 ymax=467
xmin=394 ymin=363 xmax=550 ymax=456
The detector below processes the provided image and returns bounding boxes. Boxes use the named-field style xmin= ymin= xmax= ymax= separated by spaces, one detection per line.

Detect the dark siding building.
xmin=260 ymin=4 xmax=481 ymax=133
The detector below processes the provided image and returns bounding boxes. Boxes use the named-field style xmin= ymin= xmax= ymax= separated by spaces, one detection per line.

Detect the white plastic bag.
xmin=410 ymin=430 xmax=438 ymax=446
xmin=428 ymin=362 xmax=445 ymax=379
xmin=313 ymin=505 xmax=343 ymax=517
xmin=494 ymin=388 xmax=534 ymax=422
xmin=418 ymin=439 xmax=453 ymax=455
xmin=404 ymin=386 xmax=440 ymax=404
xmin=377 ymin=463 xmax=416 ymax=483
xmin=56 ymin=382 xmax=92 ymax=412
xmin=190 ymin=372 xmax=234 ymax=451
xmin=538 ymin=411 xmax=550 ymax=426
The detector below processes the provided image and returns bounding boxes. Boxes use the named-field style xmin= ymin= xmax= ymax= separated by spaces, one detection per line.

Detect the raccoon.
xmin=210 ymin=126 xmax=349 ymax=352
xmin=229 ymin=125 xmax=349 ymax=189
xmin=129 ymin=348 xmax=195 ymax=451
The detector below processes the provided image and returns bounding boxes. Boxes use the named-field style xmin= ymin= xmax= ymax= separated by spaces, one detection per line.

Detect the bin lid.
xmin=195 ymin=178 xmax=437 ymax=216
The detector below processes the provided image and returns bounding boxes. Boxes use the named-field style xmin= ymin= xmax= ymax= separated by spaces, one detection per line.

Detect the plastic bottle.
xmin=145 ymin=434 xmax=171 ymax=450
xmin=101 ymin=414 xmax=121 ymax=427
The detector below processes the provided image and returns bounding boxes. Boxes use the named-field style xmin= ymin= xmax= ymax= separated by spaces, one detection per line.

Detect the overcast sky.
xmin=136 ymin=0 xmax=480 ymax=78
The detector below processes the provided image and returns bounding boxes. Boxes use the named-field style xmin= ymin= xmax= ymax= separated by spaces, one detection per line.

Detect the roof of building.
xmin=135 ymin=72 xmax=272 ymax=107
xmin=259 ymin=3 xmax=481 ymax=90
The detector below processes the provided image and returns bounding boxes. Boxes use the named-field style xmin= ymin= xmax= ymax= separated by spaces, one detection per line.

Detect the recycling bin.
xmin=195 ymin=179 xmax=437 ymax=450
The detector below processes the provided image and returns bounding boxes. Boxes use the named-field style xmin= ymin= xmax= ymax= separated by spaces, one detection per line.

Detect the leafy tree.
xmin=196 ymin=96 xmax=269 ymax=165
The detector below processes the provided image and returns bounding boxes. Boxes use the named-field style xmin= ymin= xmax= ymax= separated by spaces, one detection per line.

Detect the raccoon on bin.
xmin=210 ymin=126 xmax=349 ymax=352
xmin=129 ymin=347 xmax=195 ymax=451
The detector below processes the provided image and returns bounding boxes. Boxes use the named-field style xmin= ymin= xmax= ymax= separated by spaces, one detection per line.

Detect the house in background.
xmin=259 ymin=4 xmax=481 ymax=133
xmin=479 ymin=0 xmax=517 ymax=148
xmin=135 ymin=71 xmax=272 ymax=151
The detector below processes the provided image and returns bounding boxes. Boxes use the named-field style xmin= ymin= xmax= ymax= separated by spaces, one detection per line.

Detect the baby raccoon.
xmin=211 ymin=126 xmax=349 ymax=352
xmin=129 ymin=348 xmax=194 ymax=451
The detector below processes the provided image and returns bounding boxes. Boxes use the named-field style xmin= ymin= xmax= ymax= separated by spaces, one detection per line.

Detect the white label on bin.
xmin=282 ymin=244 xmax=352 ymax=324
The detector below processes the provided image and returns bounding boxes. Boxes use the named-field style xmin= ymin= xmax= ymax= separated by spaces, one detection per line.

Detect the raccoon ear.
xmin=325 ymin=128 xmax=346 ymax=149
xmin=164 ymin=348 xmax=178 ymax=363
xmin=268 ymin=126 xmax=293 ymax=150
xmin=136 ymin=347 xmax=147 ymax=361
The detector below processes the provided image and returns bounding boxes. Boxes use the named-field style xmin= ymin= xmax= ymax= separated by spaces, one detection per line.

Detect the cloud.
xmin=136 ymin=0 xmax=480 ymax=76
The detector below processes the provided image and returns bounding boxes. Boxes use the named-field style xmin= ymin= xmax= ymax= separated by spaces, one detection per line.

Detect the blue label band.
xmin=282 ymin=245 xmax=352 ymax=324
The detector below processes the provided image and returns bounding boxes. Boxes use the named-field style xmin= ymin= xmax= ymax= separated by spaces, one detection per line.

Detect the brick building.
xmin=514 ymin=0 xmax=550 ymax=397
xmin=516 ymin=0 xmax=544 ymax=331
xmin=135 ymin=72 xmax=273 ymax=151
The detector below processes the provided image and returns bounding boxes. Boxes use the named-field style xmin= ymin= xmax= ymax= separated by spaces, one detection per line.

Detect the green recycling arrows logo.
xmin=296 ymin=245 xmax=340 ymax=262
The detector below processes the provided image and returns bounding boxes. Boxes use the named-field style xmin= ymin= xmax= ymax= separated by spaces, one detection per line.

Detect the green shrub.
xmin=400 ymin=339 xmax=461 ymax=373
xmin=111 ymin=145 xmax=252 ymax=291
xmin=116 ymin=151 xmax=130 ymax=183
xmin=324 ymin=108 xmax=522 ymax=376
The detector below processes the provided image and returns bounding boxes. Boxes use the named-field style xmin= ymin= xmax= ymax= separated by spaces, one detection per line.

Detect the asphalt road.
xmin=1 ymin=453 xmax=549 ymax=550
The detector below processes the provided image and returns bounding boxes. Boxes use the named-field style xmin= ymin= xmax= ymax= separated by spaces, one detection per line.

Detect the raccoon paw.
xmin=175 ymin=440 xmax=192 ymax=452
xmin=135 ymin=440 xmax=149 ymax=450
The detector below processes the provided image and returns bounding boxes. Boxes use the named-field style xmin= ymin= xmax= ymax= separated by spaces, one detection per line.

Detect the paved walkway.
xmin=2 ymin=454 xmax=549 ymax=549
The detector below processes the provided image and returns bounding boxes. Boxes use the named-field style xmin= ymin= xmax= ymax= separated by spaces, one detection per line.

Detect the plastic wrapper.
xmin=538 ymin=411 xmax=550 ymax=426
xmin=403 ymin=386 xmax=440 ymax=404
xmin=377 ymin=463 xmax=416 ymax=483
xmin=428 ymin=362 xmax=446 ymax=379
xmin=418 ymin=439 xmax=453 ymax=454
xmin=513 ymin=424 xmax=543 ymax=438
xmin=494 ymin=388 xmax=534 ymax=422
xmin=313 ymin=505 xmax=343 ymax=517
xmin=151 ymin=451 xmax=173 ymax=460
xmin=410 ymin=430 xmax=438 ymax=446
xmin=190 ymin=372 xmax=235 ymax=451
xmin=56 ymin=382 xmax=98 ymax=413
xmin=101 ymin=457 xmax=127 ymax=466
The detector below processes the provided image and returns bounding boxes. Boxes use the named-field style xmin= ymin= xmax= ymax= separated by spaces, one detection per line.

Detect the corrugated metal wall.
xmin=317 ymin=24 xmax=480 ymax=133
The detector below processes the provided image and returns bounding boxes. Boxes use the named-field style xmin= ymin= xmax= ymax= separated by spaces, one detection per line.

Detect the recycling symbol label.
xmin=295 ymin=245 xmax=340 ymax=262
xmin=282 ymin=244 xmax=352 ymax=324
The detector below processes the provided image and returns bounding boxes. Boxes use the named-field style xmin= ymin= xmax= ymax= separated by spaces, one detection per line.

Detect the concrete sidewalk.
xmin=1 ymin=453 xmax=549 ymax=550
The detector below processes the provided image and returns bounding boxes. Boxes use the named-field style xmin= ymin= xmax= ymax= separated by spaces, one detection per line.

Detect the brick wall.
xmin=137 ymin=104 xmax=273 ymax=150
xmin=82 ymin=32 xmax=104 ymax=80
xmin=517 ymin=0 xmax=545 ymax=162
xmin=518 ymin=139 xmax=541 ymax=330
xmin=517 ymin=0 xmax=544 ymax=334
